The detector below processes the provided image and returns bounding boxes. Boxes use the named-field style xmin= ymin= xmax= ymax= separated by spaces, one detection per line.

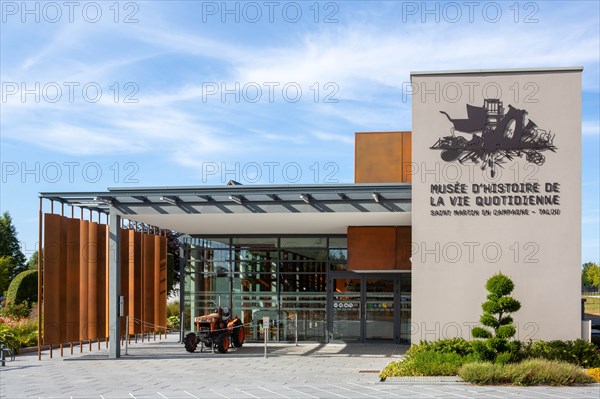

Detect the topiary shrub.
xmin=472 ymin=272 xmax=521 ymax=361
xmin=5 ymin=269 xmax=37 ymax=306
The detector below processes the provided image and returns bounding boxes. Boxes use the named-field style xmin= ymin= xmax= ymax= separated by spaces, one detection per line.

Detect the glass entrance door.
xmin=329 ymin=273 xmax=408 ymax=343
xmin=331 ymin=277 xmax=362 ymax=340
xmin=365 ymin=278 xmax=395 ymax=340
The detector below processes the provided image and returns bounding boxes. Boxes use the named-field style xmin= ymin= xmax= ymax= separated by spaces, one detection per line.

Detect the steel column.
xmin=108 ymin=211 xmax=121 ymax=359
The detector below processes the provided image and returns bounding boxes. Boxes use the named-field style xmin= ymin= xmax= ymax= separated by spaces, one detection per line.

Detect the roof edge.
xmin=410 ymin=66 xmax=583 ymax=77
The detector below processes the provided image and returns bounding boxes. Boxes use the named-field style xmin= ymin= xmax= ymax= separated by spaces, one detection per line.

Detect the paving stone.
xmin=1 ymin=334 xmax=599 ymax=398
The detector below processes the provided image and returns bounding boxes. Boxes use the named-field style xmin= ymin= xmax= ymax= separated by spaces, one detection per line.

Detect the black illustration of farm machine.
xmin=184 ymin=307 xmax=245 ymax=353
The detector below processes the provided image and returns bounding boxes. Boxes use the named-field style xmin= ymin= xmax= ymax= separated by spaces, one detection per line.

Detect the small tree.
xmin=583 ymin=262 xmax=600 ymax=288
xmin=472 ymin=272 xmax=521 ymax=361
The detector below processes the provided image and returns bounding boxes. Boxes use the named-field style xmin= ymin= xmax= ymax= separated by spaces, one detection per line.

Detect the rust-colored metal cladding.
xmin=79 ymin=220 xmax=89 ymax=340
xmin=129 ymin=230 xmax=142 ymax=334
xmin=87 ymin=221 xmax=98 ymax=340
xmin=348 ymin=226 xmax=397 ymax=270
xmin=43 ymin=213 xmax=62 ymax=345
xmin=142 ymin=234 xmax=155 ymax=332
xmin=97 ymin=223 xmax=108 ymax=339
xmin=41 ymin=213 xmax=168 ymax=351
xmin=65 ymin=217 xmax=80 ymax=342
xmin=402 ymin=132 xmax=412 ymax=182
xmin=156 ymin=235 xmax=167 ymax=331
xmin=355 ymin=131 xmax=412 ymax=183
xmin=395 ymin=226 xmax=412 ymax=270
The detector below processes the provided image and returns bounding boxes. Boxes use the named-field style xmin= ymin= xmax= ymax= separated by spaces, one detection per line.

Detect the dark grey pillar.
xmin=109 ymin=211 xmax=121 ymax=359
xmin=179 ymin=238 xmax=186 ymax=343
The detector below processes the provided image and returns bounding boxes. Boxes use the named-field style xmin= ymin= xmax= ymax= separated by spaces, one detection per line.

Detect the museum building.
xmin=38 ymin=67 xmax=583 ymax=358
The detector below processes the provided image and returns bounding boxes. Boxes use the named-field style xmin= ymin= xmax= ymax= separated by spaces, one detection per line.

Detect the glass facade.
xmin=181 ymin=235 xmax=411 ymax=343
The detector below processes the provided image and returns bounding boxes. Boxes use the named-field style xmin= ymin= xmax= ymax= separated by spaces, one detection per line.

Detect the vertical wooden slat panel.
xmin=96 ymin=224 xmax=107 ymax=339
xmin=158 ymin=236 xmax=167 ymax=330
xmin=65 ymin=218 xmax=80 ymax=342
xmin=87 ymin=221 xmax=98 ymax=340
xmin=79 ymin=220 xmax=89 ymax=340
xmin=154 ymin=235 xmax=161 ymax=329
xmin=58 ymin=217 xmax=69 ymax=343
xmin=120 ymin=229 xmax=129 ymax=335
xmin=142 ymin=234 xmax=155 ymax=332
xmin=43 ymin=214 xmax=62 ymax=345
xmin=129 ymin=231 xmax=142 ymax=333
xmin=402 ymin=132 xmax=412 ymax=182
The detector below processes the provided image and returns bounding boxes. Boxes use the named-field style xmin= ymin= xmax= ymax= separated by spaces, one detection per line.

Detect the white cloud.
xmin=583 ymin=121 xmax=600 ymax=136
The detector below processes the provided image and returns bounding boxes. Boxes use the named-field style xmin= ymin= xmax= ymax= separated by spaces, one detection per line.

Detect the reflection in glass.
xmin=182 ymin=235 xmax=346 ymax=342
xmin=332 ymin=278 xmax=361 ymax=340
xmin=365 ymin=279 xmax=394 ymax=340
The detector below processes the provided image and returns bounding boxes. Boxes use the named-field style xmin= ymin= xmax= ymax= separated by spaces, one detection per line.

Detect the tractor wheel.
xmin=217 ymin=335 xmax=229 ymax=353
xmin=184 ymin=333 xmax=198 ymax=353
xmin=232 ymin=321 xmax=245 ymax=348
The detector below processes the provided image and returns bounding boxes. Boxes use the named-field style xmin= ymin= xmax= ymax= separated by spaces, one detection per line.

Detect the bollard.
xmin=295 ymin=313 xmax=298 ymax=346
xmin=264 ymin=327 xmax=267 ymax=359
xmin=1 ymin=344 xmax=5 ymax=366
xmin=125 ymin=315 xmax=129 ymax=356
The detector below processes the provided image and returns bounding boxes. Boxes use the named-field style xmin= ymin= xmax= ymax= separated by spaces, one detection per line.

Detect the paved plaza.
xmin=1 ymin=334 xmax=598 ymax=399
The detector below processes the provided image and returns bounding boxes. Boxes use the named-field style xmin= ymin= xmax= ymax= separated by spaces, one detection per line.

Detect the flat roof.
xmin=40 ymin=183 xmax=412 ymax=234
xmin=410 ymin=66 xmax=583 ymax=76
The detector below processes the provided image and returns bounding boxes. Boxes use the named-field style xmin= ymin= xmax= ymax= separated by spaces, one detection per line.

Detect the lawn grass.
xmin=583 ymin=296 xmax=600 ymax=317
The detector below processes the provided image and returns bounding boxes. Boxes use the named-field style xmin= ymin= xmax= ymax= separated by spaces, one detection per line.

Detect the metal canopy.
xmin=39 ymin=183 xmax=412 ymax=216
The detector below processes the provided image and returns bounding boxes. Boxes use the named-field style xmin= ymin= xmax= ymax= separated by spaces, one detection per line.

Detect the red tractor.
xmin=184 ymin=307 xmax=245 ymax=353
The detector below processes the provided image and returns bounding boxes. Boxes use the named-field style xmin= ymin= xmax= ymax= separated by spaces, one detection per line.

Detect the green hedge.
xmin=5 ymin=269 xmax=37 ymax=305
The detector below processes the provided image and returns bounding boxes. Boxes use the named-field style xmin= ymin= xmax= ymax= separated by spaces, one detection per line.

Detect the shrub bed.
xmin=523 ymin=339 xmax=600 ymax=368
xmin=459 ymin=359 xmax=596 ymax=386
xmin=379 ymin=339 xmax=481 ymax=380
xmin=586 ymin=368 xmax=600 ymax=382
xmin=0 ymin=317 xmax=37 ymax=353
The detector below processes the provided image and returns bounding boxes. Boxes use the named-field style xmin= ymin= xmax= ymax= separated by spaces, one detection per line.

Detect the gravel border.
xmin=383 ymin=376 xmax=463 ymax=383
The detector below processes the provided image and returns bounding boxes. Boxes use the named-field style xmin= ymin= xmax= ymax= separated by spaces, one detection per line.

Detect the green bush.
xmin=0 ymin=318 xmax=37 ymax=353
xmin=410 ymin=351 xmax=480 ymax=376
xmin=0 ymin=300 xmax=31 ymax=319
xmin=407 ymin=338 xmax=476 ymax=357
xmin=459 ymin=359 xmax=595 ymax=386
xmin=524 ymin=340 xmax=600 ymax=368
xmin=5 ymin=270 xmax=37 ymax=305
xmin=167 ymin=301 xmax=180 ymax=317
xmin=167 ymin=315 xmax=180 ymax=330
xmin=379 ymin=340 xmax=481 ymax=380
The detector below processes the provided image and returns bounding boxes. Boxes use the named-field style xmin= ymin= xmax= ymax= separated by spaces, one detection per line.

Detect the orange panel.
xmin=396 ymin=226 xmax=412 ymax=270
xmin=142 ymin=234 xmax=155 ymax=332
xmin=79 ymin=220 xmax=89 ymax=340
xmin=96 ymin=224 xmax=107 ymax=339
xmin=402 ymin=133 xmax=413 ymax=183
xmin=347 ymin=227 xmax=397 ymax=270
xmin=354 ymin=131 xmax=412 ymax=183
xmin=64 ymin=218 xmax=81 ymax=342
xmin=43 ymin=213 xmax=62 ymax=345
xmin=87 ymin=222 xmax=98 ymax=340
xmin=129 ymin=231 xmax=142 ymax=333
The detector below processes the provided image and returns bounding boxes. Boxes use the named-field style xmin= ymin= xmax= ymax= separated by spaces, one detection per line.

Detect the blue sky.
xmin=0 ymin=1 xmax=598 ymax=263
